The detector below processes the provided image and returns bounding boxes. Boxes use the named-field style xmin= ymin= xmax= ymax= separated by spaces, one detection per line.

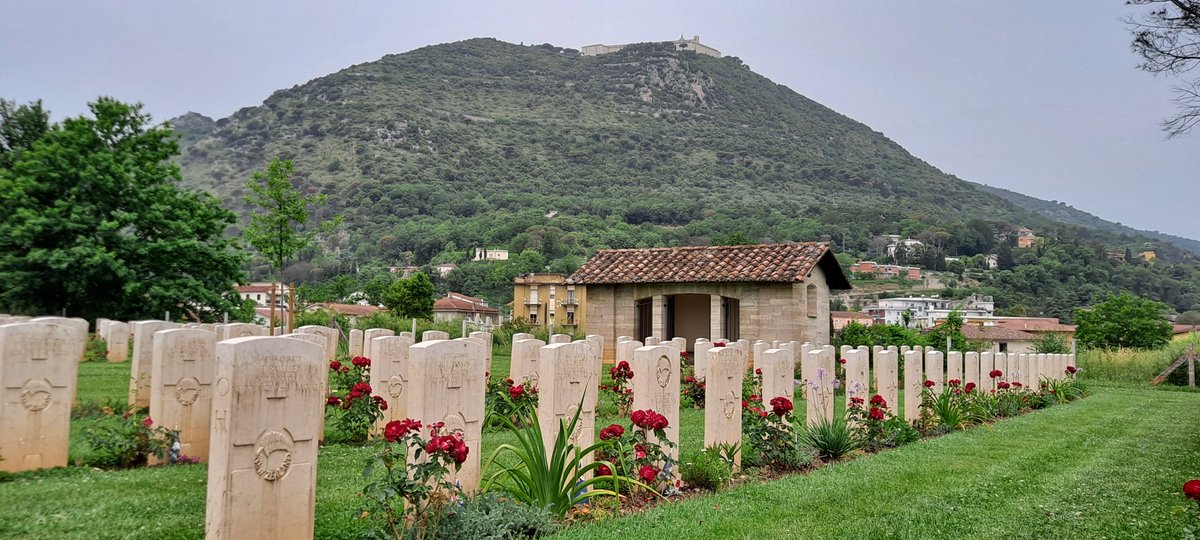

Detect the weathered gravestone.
xmin=421 ymin=330 xmax=450 ymax=342
xmin=903 ymin=349 xmax=924 ymax=423
xmin=128 ymin=321 xmax=181 ymax=407
xmin=371 ymin=335 xmax=415 ymax=431
xmin=0 ymin=321 xmax=83 ymax=472
xmin=348 ymin=329 xmax=364 ymax=358
xmin=537 ymin=342 xmax=599 ymax=466
xmin=511 ymin=333 xmax=535 ymax=343
xmin=643 ymin=336 xmax=660 ymax=346
xmin=801 ymin=346 xmax=835 ymax=426
xmin=293 ymin=325 xmax=338 ymax=362
xmin=946 ymin=351 xmax=964 ymax=384
xmin=361 ymin=328 xmax=394 ymax=362
xmin=845 ymin=347 xmax=870 ymax=404
xmin=704 ymin=346 xmax=744 ymax=464
xmin=549 ymin=333 xmax=571 ymax=345
xmin=979 ymin=352 xmax=995 ymax=393
xmin=615 ymin=339 xmax=641 ymax=365
xmin=760 ymin=348 xmax=793 ymax=403
xmin=468 ymin=332 xmax=493 ymax=370
xmin=752 ymin=341 xmax=768 ymax=373
xmin=924 ymin=348 xmax=944 ymax=393
xmin=965 ymin=352 xmax=980 ymax=387
xmin=222 ymin=323 xmax=265 ymax=341
xmin=205 ymin=336 xmax=324 ymax=539
xmin=510 ymin=338 xmax=546 ymax=388
xmin=95 ymin=318 xmax=112 ymax=340
xmin=31 ymin=317 xmax=88 ymax=364
xmin=105 ymin=321 xmax=130 ymax=362
xmin=874 ymin=348 xmax=899 ymax=415
xmin=693 ymin=342 xmax=716 ymax=380
xmin=150 ymin=328 xmax=217 ymax=462
xmin=631 ymin=345 xmax=681 ymax=468
xmin=407 ymin=338 xmax=486 ymax=493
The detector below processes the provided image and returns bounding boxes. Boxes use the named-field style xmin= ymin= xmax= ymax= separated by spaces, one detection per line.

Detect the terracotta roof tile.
xmin=569 ymin=242 xmax=849 ymax=287
xmin=433 ymin=292 xmax=499 ymax=314
xmin=315 ymin=303 xmax=382 ymax=317
xmin=961 ymin=325 xmax=1038 ymax=341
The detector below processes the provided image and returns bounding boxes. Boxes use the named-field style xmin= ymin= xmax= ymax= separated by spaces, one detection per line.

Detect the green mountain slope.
xmin=173 ymin=38 xmax=1200 ymax=315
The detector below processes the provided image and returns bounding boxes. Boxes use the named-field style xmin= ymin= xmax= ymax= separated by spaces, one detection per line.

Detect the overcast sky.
xmin=4 ymin=0 xmax=1197 ymax=240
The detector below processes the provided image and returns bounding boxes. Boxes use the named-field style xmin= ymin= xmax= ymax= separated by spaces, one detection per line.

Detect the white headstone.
xmin=128 ymin=320 xmax=180 ymax=407
xmin=0 ymin=321 xmax=84 ymax=472
xmin=150 ymin=328 xmax=217 ymax=462
xmin=407 ymin=338 xmax=486 ymax=493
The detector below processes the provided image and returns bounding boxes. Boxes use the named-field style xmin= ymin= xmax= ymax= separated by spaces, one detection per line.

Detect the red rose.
xmin=505 ymin=378 xmax=514 ymax=385
xmin=639 ymin=465 xmax=658 ymax=483
xmin=509 ymin=385 xmax=526 ymax=400
xmin=451 ymin=440 xmax=469 ymax=464
xmin=989 ymin=370 xmax=1003 ymax=379
xmin=1012 ymin=382 xmax=1023 ymax=388
xmin=630 ymin=409 xmax=649 ymax=428
xmin=714 ymin=342 xmax=726 ymax=347
xmin=353 ymin=382 xmax=372 ymax=394
xmin=601 ymin=424 xmax=625 ymax=440
xmin=597 ymin=464 xmax=613 ymax=476
xmin=948 ymin=379 xmax=961 ymax=387
xmin=329 ymin=360 xmax=342 ymax=372
xmin=373 ymin=395 xmax=388 ymax=411
xmin=869 ymin=394 xmax=887 ymax=408
xmin=997 ymin=381 xmax=1011 ymax=390
xmin=1184 ymin=479 xmax=1200 ymax=501
xmin=326 ymin=396 xmax=341 ymax=407
xmin=868 ymin=406 xmax=885 ymax=421
xmin=352 ymin=356 xmax=370 ymax=368
xmin=341 ymin=366 xmax=350 ymax=374
xmin=143 ymin=417 xmax=154 ymax=428
xmin=769 ymin=396 xmax=793 ymax=416
xmin=1065 ymin=365 xmax=1077 ymax=374
xmin=850 ymin=397 xmax=865 ymax=406
xmin=635 ymin=444 xmax=647 ymax=459
xmin=754 ymin=368 xmax=762 ymax=375
xmin=651 ymin=412 xmax=669 ymax=430
xmin=384 ymin=418 xmax=420 ymax=442
xmin=348 ymin=390 xmax=362 ymax=401
xmin=964 ymin=382 xmax=977 ymax=393
xmin=924 ymin=380 xmax=936 ymax=388
xmin=680 ymin=351 xmax=688 ymax=357
xmin=749 ymin=395 xmax=761 ymax=402
xmin=838 ymin=358 xmax=847 ymax=364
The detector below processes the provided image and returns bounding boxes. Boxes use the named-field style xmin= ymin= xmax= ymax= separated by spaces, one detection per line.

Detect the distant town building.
xmin=865 ymin=294 xmax=994 ymax=328
xmin=434 ymin=263 xmax=458 ymax=277
xmin=1014 ymin=227 xmax=1040 ymax=249
xmin=848 ymin=261 xmax=922 ymax=280
xmin=511 ymin=273 xmax=587 ymax=331
xmin=1140 ymin=250 xmax=1157 ymax=263
xmin=473 ymin=248 xmax=509 ymax=261
xmin=581 ymin=35 xmax=721 ymax=58
xmin=831 ymin=311 xmax=874 ymax=331
xmin=945 ymin=316 xmax=1075 ymax=340
xmin=958 ymin=325 xmax=1037 ymax=354
xmin=308 ymin=302 xmax=382 ymax=326
xmin=236 ymin=283 xmax=292 ymax=308
xmin=433 ymin=292 xmax=500 ymax=327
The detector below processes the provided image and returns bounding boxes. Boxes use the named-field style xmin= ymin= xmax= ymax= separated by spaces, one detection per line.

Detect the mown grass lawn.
xmin=1 ymin=356 xmax=1198 ymax=539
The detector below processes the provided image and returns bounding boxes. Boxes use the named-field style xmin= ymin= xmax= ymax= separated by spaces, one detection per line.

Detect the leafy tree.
xmin=1075 ymin=292 xmax=1172 ymax=349
xmin=1128 ymin=0 xmax=1200 ymax=137
xmin=1031 ymin=332 xmax=1070 ymax=354
xmin=1178 ymin=310 xmax=1200 ymax=325
xmin=243 ymin=157 xmax=338 ymax=293
xmin=382 ymin=272 xmax=435 ymax=319
xmin=925 ymin=311 xmax=968 ymax=353
xmin=0 ymin=97 xmax=245 ymax=321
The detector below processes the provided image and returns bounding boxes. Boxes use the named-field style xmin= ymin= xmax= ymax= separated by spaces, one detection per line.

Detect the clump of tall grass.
xmin=1077 ymin=337 xmax=1199 ymax=387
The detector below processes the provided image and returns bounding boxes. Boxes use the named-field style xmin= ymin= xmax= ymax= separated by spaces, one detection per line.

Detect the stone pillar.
xmin=761 ymin=348 xmax=794 ymax=405
xmin=537 ymin=342 xmax=599 ymax=466
xmin=0 ymin=321 xmax=84 ymax=472
xmin=651 ymin=294 xmax=665 ymax=340
xmin=631 ymin=345 xmax=681 ymax=465
xmin=710 ymin=295 xmax=723 ymax=341
xmin=294 ymin=326 xmax=338 ymax=362
xmin=129 ymin=321 xmax=181 ymax=407
xmin=150 ymin=328 xmax=217 ymax=462
xmin=205 ymin=336 xmax=324 ymax=539
xmin=903 ymin=349 xmax=924 ymax=423
xmin=845 ymin=346 xmax=870 ymax=404
xmin=704 ymin=346 xmax=744 ymax=465
xmin=105 ymin=321 xmax=130 ymax=362
xmin=962 ymin=352 xmax=978 ymax=388
xmin=946 ymin=351 xmax=963 ymax=384
xmin=371 ymin=335 xmax=415 ymax=431
xmin=510 ymin=338 xmax=547 ymax=388
xmin=407 ymin=338 xmax=486 ymax=493
xmin=924 ymin=348 xmax=944 ymax=393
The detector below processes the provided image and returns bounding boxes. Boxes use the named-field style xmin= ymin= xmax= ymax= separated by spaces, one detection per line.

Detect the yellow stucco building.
xmin=511 ymin=273 xmax=587 ymax=332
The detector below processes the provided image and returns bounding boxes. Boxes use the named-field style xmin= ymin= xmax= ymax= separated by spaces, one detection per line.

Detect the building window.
xmin=529 ymin=312 xmax=538 ymax=324
xmin=635 ymin=298 xmax=653 ymax=342
xmin=721 ymin=296 xmax=740 ymax=341
xmin=529 ymin=287 xmax=539 ymax=304
xmin=999 ymin=342 xmax=1008 ymax=353
xmin=806 ymin=284 xmax=818 ymax=318
xmin=566 ymin=311 xmax=575 ymax=325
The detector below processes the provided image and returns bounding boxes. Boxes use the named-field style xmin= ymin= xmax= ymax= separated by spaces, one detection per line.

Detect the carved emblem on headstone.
xmin=387 ymin=375 xmax=405 ymax=398
xmin=20 ymin=379 xmax=52 ymax=411
xmin=174 ymin=377 xmax=202 ymax=405
xmin=253 ymin=430 xmax=294 ymax=481
xmin=722 ymin=390 xmax=738 ymax=419
xmin=655 ymin=355 xmax=671 ymax=388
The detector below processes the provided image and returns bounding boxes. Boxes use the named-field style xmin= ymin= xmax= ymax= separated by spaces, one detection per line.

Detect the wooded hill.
xmin=172 ymin=38 xmax=1200 ymax=317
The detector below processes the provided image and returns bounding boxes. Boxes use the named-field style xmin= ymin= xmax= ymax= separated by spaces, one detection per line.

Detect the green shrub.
xmin=436 ymin=492 xmax=559 ymax=540
xmin=680 ymin=446 xmax=734 ymax=492
xmin=80 ymin=412 xmax=174 ymax=469
xmin=84 ymin=337 xmax=107 ymax=362
xmin=801 ymin=417 xmax=858 ymax=460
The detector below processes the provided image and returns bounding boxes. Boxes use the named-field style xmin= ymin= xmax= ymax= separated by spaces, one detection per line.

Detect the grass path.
xmin=554 ymin=387 xmax=1200 ymax=540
